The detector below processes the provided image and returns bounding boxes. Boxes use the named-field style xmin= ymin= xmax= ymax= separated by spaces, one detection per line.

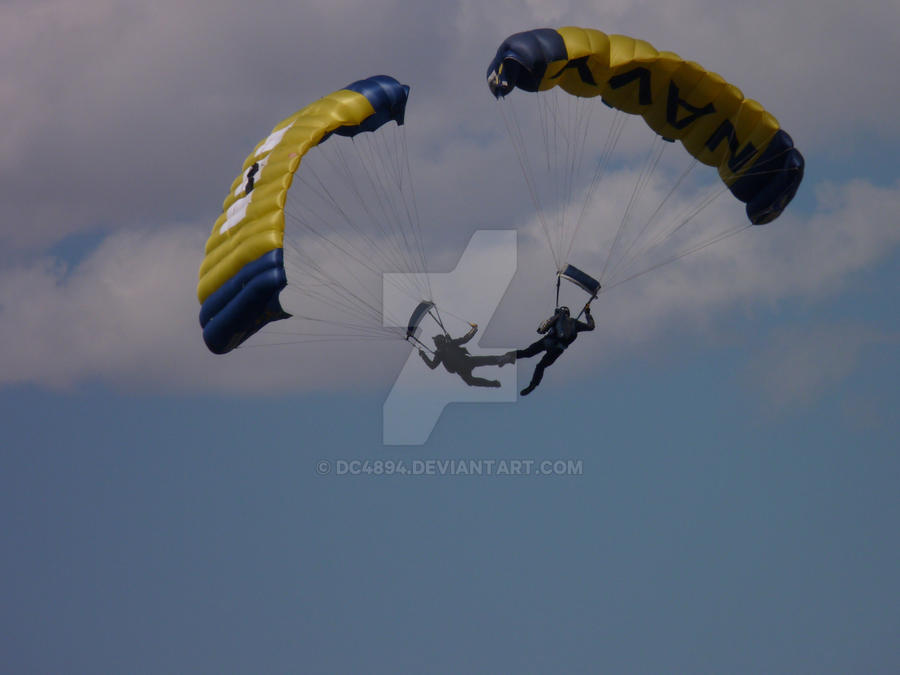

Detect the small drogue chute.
xmin=405 ymin=300 xmax=455 ymax=355
xmin=556 ymin=263 xmax=601 ymax=319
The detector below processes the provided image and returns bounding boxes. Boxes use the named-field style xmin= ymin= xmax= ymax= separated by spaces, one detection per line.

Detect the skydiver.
xmin=504 ymin=304 xmax=595 ymax=396
xmin=419 ymin=323 xmax=510 ymax=388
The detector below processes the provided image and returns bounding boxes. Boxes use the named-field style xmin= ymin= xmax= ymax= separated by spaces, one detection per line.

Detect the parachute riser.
xmin=406 ymin=334 xmax=435 ymax=355
xmin=574 ymin=289 xmax=600 ymax=322
xmin=428 ymin=307 xmax=452 ymax=339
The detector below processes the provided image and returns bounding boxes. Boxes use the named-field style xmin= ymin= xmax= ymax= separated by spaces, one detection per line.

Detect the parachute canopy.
xmin=486 ymin=27 xmax=804 ymax=225
xmin=197 ymin=76 xmax=411 ymax=354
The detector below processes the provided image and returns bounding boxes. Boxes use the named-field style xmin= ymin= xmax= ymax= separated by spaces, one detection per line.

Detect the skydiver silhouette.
xmin=505 ymin=304 xmax=594 ymax=396
xmin=419 ymin=323 xmax=510 ymax=388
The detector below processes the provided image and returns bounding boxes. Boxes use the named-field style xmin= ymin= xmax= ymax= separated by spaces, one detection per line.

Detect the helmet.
xmin=557 ymin=306 xmax=570 ymax=317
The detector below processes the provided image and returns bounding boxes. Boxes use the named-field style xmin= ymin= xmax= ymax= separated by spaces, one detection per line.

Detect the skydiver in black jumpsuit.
xmin=419 ymin=324 xmax=510 ymax=387
xmin=506 ymin=305 xmax=594 ymax=396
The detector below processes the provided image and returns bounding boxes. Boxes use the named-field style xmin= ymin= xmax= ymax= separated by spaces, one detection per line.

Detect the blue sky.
xmin=2 ymin=0 xmax=899 ymax=672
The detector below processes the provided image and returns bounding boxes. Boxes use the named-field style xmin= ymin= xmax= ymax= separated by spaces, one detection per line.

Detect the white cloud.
xmin=0 ymin=222 xmax=421 ymax=393
xmin=0 ymin=225 xmax=204 ymax=389
xmin=0 ymin=174 xmax=897 ymax=393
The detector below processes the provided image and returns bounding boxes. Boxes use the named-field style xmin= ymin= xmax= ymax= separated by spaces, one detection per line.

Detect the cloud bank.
xmin=1 ymin=177 xmax=897 ymax=392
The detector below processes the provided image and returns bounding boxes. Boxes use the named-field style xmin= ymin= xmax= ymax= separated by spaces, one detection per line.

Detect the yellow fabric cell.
xmin=205 ymin=179 xmax=285 ymax=256
xmin=681 ymin=81 xmax=742 ymax=162
xmin=553 ymin=27 xmax=610 ymax=97
xmin=716 ymin=105 xmax=779 ymax=184
xmin=200 ymin=210 xmax=283 ymax=277
xmin=198 ymin=228 xmax=284 ymax=302
xmin=640 ymin=55 xmax=686 ymax=136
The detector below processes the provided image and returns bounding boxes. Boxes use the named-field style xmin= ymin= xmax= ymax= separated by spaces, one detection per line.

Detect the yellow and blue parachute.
xmin=197 ymin=76 xmax=410 ymax=354
xmin=487 ymin=27 xmax=803 ymax=226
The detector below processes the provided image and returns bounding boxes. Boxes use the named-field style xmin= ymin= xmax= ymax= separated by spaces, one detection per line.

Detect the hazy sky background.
xmin=2 ymin=0 xmax=898 ymax=672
